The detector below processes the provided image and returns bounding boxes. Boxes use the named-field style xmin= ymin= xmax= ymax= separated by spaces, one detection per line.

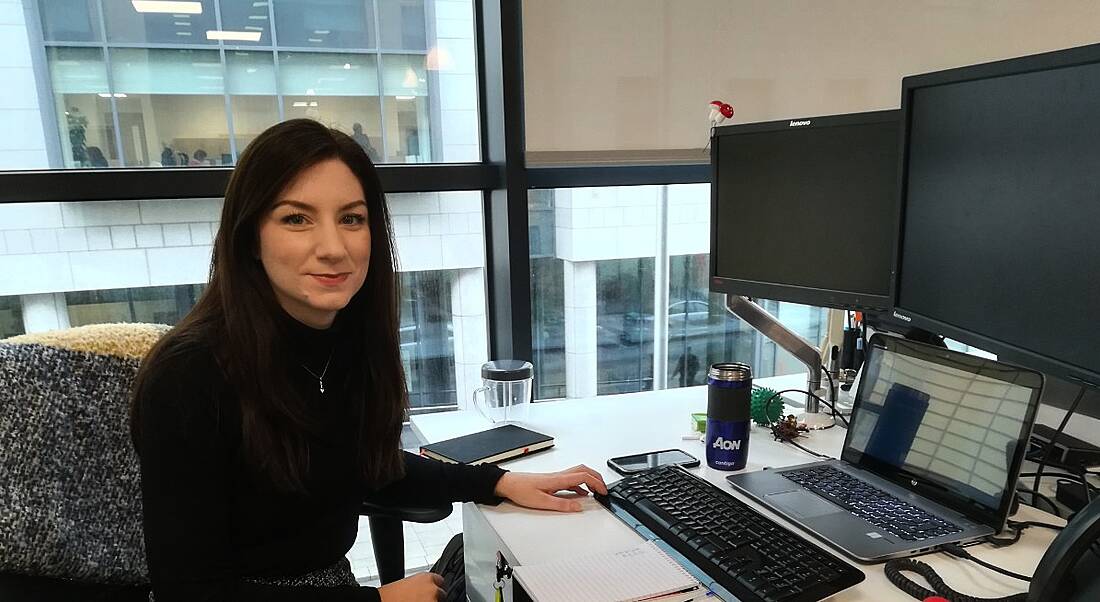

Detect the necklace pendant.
xmin=319 ymin=379 xmax=325 ymax=394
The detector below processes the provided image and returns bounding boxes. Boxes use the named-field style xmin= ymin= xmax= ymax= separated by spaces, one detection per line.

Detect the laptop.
xmin=727 ymin=333 xmax=1044 ymax=562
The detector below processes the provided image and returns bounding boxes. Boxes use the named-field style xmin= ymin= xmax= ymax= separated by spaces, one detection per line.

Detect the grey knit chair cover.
xmin=0 ymin=324 xmax=168 ymax=585
xmin=0 ymin=324 xmax=362 ymax=595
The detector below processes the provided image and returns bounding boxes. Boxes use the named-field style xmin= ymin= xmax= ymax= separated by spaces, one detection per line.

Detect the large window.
xmin=12 ymin=0 xmax=479 ymax=171
xmin=111 ymin=48 xmax=230 ymax=167
xmin=667 ymin=254 xmax=755 ymax=388
xmin=46 ymin=47 xmax=117 ymax=168
xmin=67 ymin=284 xmax=205 ymax=326
xmin=0 ymin=297 xmax=24 ymax=339
xmin=528 ymin=184 xmax=832 ymax=400
xmin=0 ymin=192 xmax=488 ymax=413
xmin=273 ymin=0 xmax=377 ymax=49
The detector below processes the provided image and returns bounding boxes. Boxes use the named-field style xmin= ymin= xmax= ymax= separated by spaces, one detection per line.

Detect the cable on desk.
xmin=817 ymin=368 xmax=851 ymax=428
xmin=821 ymin=365 xmax=836 ymax=399
xmin=941 ymin=544 xmax=1032 ymax=582
xmin=1031 ymin=386 xmax=1087 ymax=509
xmin=883 ymin=557 xmax=1027 ymax=602
xmin=786 ymin=439 xmax=830 ymax=459
xmin=762 ymin=388 xmax=848 ymax=430
xmin=1007 ymin=519 xmax=1064 ymax=532
xmin=760 ymin=389 xmax=838 ymax=460
xmin=815 ymin=394 xmax=849 ymax=428
xmin=980 ymin=519 xmax=1063 ymax=548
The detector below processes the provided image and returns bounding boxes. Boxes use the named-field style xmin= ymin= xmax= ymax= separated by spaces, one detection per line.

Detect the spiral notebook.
xmin=512 ymin=540 xmax=705 ymax=602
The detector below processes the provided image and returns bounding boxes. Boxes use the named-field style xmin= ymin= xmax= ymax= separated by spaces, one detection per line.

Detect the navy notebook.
xmin=419 ymin=424 xmax=554 ymax=465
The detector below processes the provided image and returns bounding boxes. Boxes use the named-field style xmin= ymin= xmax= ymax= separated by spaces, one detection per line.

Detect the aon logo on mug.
xmin=712 ymin=436 xmax=742 ymax=451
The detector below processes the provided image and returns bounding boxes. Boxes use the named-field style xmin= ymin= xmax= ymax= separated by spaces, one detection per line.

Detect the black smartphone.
xmin=606 ymin=449 xmax=700 ymax=475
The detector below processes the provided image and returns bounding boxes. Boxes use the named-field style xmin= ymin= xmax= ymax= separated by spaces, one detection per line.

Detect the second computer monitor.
xmin=709 ymin=110 xmax=899 ymax=311
xmin=894 ymin=43 xmax=1100 ymax=387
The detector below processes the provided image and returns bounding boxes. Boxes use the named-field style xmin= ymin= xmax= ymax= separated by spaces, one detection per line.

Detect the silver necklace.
xmin=301 ymin=350 xmax=333 ymax=394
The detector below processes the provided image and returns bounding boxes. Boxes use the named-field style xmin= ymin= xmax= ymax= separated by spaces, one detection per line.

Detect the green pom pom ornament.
xmin=751 ymin=386 xmax=784 ymax=426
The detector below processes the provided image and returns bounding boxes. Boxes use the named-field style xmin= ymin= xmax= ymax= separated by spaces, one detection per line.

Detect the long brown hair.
xmin=131 ymin=119 xmax=407 ymax=492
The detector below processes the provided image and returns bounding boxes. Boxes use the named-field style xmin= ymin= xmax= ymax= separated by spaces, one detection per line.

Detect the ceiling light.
xmin=313 ymin=30 xmax=330 ymax=34
xmin=252 ymin=1 xmax=268 ymax=5
xmin=307 ymin=37 xmax=322 ymax=43
xmin=206 ymin=30 xmax=262 ymax=41
xmin=305 ymin=88 xmax=315 ymax=95
xmin=247 ymin=14 xmax=268 ymax=20
xmin=97 ymin=93 xmax=111 ymax=97
xmin=175 ymin=31 xmax=192 ymax=36
xmin=395 ymin=95 xmax=415 ymax=100
xmin=292 ymin=101 xmax=308 ymax=107
xmin=246 ymin=68 xmax=257 ymax=73
xmin=309 ymin=101 xmax=318 ymax=107
xmin=131 ymin=1 xmax=202 ymax=14
xmin=343 ymin=63 xmax=351 ymax=70
xmin=114 ymin=93 xmax=128 ymax=98
xmin=244 ymin=25 xmax=263 ymax=31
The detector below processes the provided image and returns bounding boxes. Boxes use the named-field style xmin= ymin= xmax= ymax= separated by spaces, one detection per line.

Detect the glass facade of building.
xmin=32 ymin=0 xmax=477 ymax=169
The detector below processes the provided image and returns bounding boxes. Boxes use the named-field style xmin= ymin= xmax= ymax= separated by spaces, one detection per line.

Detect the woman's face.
xmin=258 ymin=158 xmax=371 ymax=329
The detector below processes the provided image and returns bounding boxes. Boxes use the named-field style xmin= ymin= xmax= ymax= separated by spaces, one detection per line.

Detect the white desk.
xmin=412 ymin=374 xmax=1062 ymax=601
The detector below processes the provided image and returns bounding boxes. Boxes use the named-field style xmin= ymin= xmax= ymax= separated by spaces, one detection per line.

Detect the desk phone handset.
xmin=887 ymin=497 xmax=1100 ymax=601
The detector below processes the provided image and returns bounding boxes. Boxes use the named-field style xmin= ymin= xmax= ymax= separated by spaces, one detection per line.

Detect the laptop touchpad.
xmin=766 ymin=490 xmax=844 ymax=518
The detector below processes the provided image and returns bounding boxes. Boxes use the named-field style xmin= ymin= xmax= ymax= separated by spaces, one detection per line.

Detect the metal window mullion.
xmin=68 ymin=41 xmax=229 ymax=50
xmin=475 ymin=0 xmax=532 ymax=363
xmin=268 ymin=0 xmax=284 ymax=121
xmin=262 ymin=45 xmax=381 ymax=54
xmin=424 ymin=0 xmax=443 ymax=162
xmin=372 ymin=0 xmax=389 ymax=161
xmin=653 ymin=185 xmax=670 ymax=390
xmin=212 ymin=0 xmax=238 ymax=161
xmin=95 ymin=0 xmax=126 ymax=165
xmin=0 ymin=164 xmax=501 ymax=203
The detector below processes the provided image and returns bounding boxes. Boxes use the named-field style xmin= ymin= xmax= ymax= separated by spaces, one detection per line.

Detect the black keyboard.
xmin=597 ymin=465 xmax=864 ymax=602
xmin=781 ymin=465 xmax=962 ymax=541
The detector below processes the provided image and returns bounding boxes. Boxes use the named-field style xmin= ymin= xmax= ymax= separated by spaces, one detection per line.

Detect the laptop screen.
xmin=842 ymin=335 xmax=1043 ymax=527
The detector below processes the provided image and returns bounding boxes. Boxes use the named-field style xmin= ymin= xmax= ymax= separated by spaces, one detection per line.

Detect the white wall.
xmin=0 ymin=193 xmax=487 ymax=292
xmin=433 ymin=0 xmax=479 ymax=162
xmin=554 ymin=184 xmax=709 ymax=263
xmin=0 ymin=0 xmax=48 ymax=169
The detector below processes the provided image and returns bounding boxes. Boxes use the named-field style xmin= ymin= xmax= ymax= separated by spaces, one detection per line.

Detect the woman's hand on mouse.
xmin=493 ymin=464 xmax=609 ymax=512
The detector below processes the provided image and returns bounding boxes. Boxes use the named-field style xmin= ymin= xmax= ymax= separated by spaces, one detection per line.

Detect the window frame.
xmin=0 ymin=0 xmax=711 ymax=390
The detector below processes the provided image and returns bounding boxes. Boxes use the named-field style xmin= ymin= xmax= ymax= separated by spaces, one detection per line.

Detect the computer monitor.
xmin=894 ymin=43 xmax=1100 ymax=390
xmin=709 ymin=110 xmax=899 ymax=311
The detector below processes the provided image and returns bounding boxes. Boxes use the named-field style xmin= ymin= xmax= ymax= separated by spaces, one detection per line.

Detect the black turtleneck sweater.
xmin=134 ymin=311 xmax=506 ymax=601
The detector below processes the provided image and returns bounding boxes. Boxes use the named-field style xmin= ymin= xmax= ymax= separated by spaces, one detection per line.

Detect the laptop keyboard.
xmin=782 ymin=465 xmax=962 ymax=541
xmin=599 ymin=465 xmax=864 ymax=602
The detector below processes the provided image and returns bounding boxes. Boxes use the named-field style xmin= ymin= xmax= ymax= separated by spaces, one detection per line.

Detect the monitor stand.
xmin=724 ymin=295 xmax=835 ymax=430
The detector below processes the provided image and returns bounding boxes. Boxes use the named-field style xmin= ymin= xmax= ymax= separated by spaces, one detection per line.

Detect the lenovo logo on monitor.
xmin=789 ymin=120 xmax=812 ymax=127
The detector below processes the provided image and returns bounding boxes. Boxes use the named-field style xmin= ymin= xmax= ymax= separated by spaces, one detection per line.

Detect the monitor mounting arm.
xmin=724 ymin=295 xmax=834 ymax=429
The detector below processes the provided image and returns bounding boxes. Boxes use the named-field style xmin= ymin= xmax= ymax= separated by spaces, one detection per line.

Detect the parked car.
xmin=620 ymin=300 xmax=713 ymax=345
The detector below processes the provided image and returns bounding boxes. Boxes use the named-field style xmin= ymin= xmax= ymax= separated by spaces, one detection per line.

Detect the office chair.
xmin=0 ymin=324 xmax=449 ymax=600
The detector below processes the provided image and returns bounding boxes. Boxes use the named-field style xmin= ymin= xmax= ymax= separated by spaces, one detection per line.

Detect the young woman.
xmin=131 ymin=119 xmax=606 ymax=602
